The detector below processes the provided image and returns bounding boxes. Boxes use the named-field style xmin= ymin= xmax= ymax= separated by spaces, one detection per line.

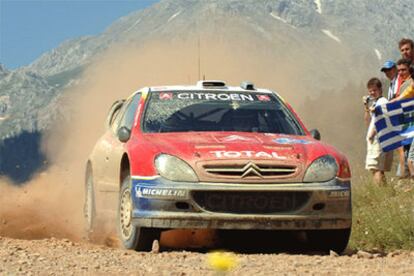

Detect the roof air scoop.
xmin=241 ymin=81 xmax=255 ymax=90
xmin=197 ymin=80 xmax=226 ymax=88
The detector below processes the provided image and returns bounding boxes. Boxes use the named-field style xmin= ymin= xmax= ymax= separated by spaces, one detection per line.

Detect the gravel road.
xmin=1 ymin=236 xmax=413 ymax=275
xmin=1 ymin=177 xmax=413 ymax=275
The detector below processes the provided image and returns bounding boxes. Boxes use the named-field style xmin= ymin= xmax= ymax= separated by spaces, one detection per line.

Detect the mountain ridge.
xmin=23 ymin=0 xmax=414 ymax=82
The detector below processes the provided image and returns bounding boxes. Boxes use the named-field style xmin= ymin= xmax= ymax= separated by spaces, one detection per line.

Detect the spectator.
xmin=395 ymin=78 xmax=414 ymax=100
xmin=397 ymin=58 xmax=412 ymax=81
xmin=364 ymin=78 xmax=393 ymax=185
xmin=380 ymin=60 xmax=398 ymax=100
xmin=394 ymin=59 xmax=413 ymax=178
xmin=392 ymin=75 xmax=414 ymax=180
xmin=396 ymin=59 xmax=412 ymax=95
xmin=399 ymin=38 xmax=414 ymax=64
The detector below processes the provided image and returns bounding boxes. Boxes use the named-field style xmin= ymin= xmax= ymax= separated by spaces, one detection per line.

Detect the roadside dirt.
xmin=0 ymin=235 xmax=413 ymax=275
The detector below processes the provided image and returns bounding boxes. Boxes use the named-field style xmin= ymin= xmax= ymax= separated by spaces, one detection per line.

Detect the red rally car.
xmin=84 ymin=80 xmax=352 ymax=252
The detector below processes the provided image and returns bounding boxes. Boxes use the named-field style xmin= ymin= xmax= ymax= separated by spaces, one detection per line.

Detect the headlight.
xmin=303 ymin=155 xmax=338 ymax=183
xmin=155 ymin=154 xmax=198 ymax=182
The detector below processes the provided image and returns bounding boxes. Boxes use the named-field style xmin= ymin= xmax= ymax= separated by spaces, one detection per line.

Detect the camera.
xmin=362 ymin=95 xmax=372 ymax=106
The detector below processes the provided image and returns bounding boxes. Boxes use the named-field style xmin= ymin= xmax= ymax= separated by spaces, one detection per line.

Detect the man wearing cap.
xmin=381 ymin=60 xmax=399 ymax=100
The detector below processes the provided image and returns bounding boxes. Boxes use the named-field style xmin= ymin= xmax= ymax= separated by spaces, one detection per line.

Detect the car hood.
xmin=143 ymin=132 xmax=328 ymax=160
xmin=141 ymin=132 xmax=333 ymax=183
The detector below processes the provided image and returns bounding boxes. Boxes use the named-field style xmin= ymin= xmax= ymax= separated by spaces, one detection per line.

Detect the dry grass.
xmin=349 ymin=174 xmax=414 ymax=252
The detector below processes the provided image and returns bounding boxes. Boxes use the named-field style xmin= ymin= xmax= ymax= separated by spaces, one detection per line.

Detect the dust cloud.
xmin=0 ymin=35 xmax=367 ymax=244
xmin=0 ymin=171 xmax=83 ymax=240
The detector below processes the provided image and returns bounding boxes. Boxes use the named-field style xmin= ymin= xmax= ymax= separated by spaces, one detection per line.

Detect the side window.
xmin=110 ymin=108 xmax=122 ymax=133
xmin=118 ymin=93 xmax=141 ymax=130
xmin=106 ymin=99 xmax=125 ymax=132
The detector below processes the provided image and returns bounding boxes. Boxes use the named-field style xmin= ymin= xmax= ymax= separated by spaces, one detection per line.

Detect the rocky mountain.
xmin=0 ymin=67 xmax=62 ymax=182
xmin=0 ymin=68 xmax=60 ymax=139
xmin=1 ymin=0 xmax=414 ymax=182
xmin=25 ymin=0 xmax=414 ymax=81
xmin=0 ymin=64 xmax=10 ymax=80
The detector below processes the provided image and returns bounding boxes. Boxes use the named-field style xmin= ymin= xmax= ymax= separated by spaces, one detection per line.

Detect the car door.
xmin=102 ymin=93 xmax=142 ymax=191
xmin=92 ymin=99 xmax=124 ymax=189
xmin=92 ymin=93 xmax=142 ymax=215
xmin=89 ymin=100 xmax=124 ymax=209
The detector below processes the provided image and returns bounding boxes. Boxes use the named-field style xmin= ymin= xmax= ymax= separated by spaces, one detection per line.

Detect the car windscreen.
xmin=143 ymin=91 xmax=305 ymax=135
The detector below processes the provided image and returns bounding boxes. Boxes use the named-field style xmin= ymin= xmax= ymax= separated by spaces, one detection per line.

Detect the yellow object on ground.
xmin=207 ymin=251 xmax=238 ymax=272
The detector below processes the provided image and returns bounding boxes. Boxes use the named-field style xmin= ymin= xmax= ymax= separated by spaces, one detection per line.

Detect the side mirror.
xmin=117 ymin=127 xmax=131 ymax=143
xmin=310 ymin=129 xmax=321 ymax=140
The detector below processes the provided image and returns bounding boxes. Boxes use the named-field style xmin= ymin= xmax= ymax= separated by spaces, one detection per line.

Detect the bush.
xmin=349 ymin=175 xmax=414 ymax=251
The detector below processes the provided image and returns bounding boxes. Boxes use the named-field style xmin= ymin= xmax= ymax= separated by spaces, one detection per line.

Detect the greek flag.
xmin=374 ymin=98 xmax=414 ymax=152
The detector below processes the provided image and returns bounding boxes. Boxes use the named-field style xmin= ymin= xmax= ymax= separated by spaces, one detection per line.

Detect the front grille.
xmin=203 ymin=162 xmax=296 ymax=179
xmin=192 ymin=191 xmax=310 ymax=214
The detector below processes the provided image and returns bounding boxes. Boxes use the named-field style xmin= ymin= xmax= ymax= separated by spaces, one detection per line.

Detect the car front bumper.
xmin=130 ymin=176 xmax=352 ymax=230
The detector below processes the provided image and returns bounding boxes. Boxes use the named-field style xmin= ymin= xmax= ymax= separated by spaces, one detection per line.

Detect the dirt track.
xmin=1 ymin=236 xmax=413 ymax=275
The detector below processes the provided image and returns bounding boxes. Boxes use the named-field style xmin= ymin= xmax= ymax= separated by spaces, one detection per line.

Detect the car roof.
xmin=148 ymin=85 xmax=274 ymax=94
xmin=131 ymin=80 xmax=278 ymax=96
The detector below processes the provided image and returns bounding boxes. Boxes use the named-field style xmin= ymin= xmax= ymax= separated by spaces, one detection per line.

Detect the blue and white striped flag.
xmin=374 ymin=98 xmax=414 ymax=152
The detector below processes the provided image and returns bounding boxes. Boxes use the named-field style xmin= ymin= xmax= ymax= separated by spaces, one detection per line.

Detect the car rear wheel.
xmin=84 ymin=165 xmax=98 ymax=241
xmin=118 ymin=175 xmax=160 ymax=251
xmin=306 ymin=228 xmax=351 ymax=254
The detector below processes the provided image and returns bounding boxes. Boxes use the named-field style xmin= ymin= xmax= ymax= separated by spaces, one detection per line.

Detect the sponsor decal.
xmin=135 ymin=187 xmax=188 ymax=199
xmin=230 ymin=101 xmax=240 ymax=110
xmin=133 ymin=102 xmax=143 ymax=127
xmin=210 ymin=150 xmax=286 ymax=159
xmin=257 ymin=95 xmax=271 ymax=101
xmin=131 ymin=175 xmax=160 ymax=180
xmin=273 ymin=138 xmax=312 ymax=145
xmin=177 ymin=93 xmax=254 ymax=101
xmin=220 ymin=135 xmax=255 ymax=142
xmin=159 ymin=92 xmax=173 ymax=100
xmin=202 ymin=192 xmax=293 ymax=211
xmin=151 ymin=86 xmax=170 ymax=91
xmin=327 ymin=191 xmax=350 ymax=198
xmin=141 ymin=90 xmax=148 ymax=100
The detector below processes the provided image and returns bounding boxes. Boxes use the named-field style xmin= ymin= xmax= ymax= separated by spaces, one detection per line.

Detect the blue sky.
xmin=0 ymin=0 xmax=159 ymax=69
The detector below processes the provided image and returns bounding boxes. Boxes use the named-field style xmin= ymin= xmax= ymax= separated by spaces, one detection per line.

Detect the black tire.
xmin=306 ymin=228 xmax=351 ymax=254
xmin=84 ymin=164 xmax=98 ymax=241
xmin=118 ymin=174 xmax=160 ymax=251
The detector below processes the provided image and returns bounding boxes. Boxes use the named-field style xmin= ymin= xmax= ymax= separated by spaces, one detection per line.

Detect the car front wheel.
xmin=306 ymin=228 xmax=351 ymax=254
xmin=118 ymin=175 xmax=160 ymax=251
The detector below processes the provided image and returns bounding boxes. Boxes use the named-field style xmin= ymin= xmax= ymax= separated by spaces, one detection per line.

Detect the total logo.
xmin=210 ymin=150 xmax=287 ymax=159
